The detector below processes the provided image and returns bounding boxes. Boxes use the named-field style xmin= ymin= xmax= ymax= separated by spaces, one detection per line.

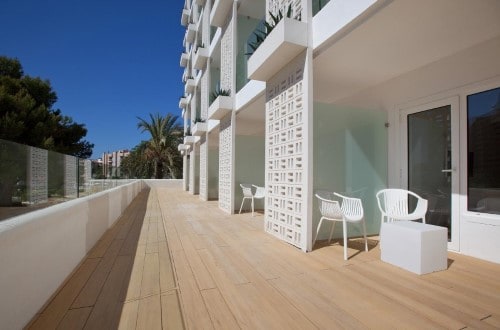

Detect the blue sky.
xmin=0 ymin=0 xmax=185 ymax=159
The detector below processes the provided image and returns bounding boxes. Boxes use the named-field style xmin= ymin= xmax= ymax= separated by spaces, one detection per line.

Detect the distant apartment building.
xmin=96 ymin=150 xmax=130 ymax=178
xmin=178 ymin=0 xmax=500 ymax=263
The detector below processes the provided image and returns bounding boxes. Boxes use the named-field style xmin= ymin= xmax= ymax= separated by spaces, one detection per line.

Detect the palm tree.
xmin=137 ymin=113 xmax=182 ymax=179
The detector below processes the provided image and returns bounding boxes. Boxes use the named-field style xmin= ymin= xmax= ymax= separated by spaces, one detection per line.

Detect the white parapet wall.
xmin=0 ymin=180 xmax=144 ymax=330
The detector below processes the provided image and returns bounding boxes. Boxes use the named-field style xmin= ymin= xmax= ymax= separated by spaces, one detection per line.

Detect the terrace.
xmin=23 ymin=181 xmax=500 ymax=328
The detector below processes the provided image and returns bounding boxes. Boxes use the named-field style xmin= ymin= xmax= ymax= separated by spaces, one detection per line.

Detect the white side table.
xmin=380 ymin=221 xmax=448 ymax=275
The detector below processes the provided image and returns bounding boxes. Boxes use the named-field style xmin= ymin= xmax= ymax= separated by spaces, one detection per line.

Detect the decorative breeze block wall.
xmin=268 ymin=0 xmax=303 ymax=21
xmin=189 ymin=149 xmax=195 ymax=194
xmin=28 ymin=146 xmax=48 ymax=204
xmin=201 ymin=70 xmax=209 ymax=120
xmin=64 ymin=155 xmax=78 ymax=198
xmin=183 ymin=154 xmax=189 ymax=191
xmin=219 ymin=114 xmax=233 ymax=213
xmin=220 ymin=17 xmax=233 ymax=92
xmin=199 ymin=134 xmax=207 ymax=200
xmin=265 ymin=53 xmax=306 ymax=250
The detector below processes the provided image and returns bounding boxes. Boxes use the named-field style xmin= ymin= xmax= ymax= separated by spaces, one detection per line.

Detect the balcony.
xmin=193 ymin=47 xmax=209 ymax=70
xmin=208 ymin=95 xmax=233 ymax=120
xmin=178 ymin=96 xmax=188 ymax=109
xmin=247 ymin=18 xmax=308 ymax=81
xmin=181 ymin=8 xmax=190 ymax=26
xmin=178 ymin=143 xmax=189 ymax=152
xmin=179 ymin=52 xmax=189 ymax=67
xmin=210 ymin=0 xmax=233 ymax=27
xmin=183 ymin=135 xmax=196 ymax=145
xmin=10 ymin=181 xmax=500 ymax=329
xmin=192 ymin=121 xmax=207 ymax=136
xmin=184 ymin=78 xmax=195 ymax=94
xmin=185 ymin=23 xmax=196 ymax=44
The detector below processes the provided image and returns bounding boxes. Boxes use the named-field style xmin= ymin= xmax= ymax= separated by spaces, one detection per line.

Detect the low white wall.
xmin=0 ymin=180 xmax=144 ymax=330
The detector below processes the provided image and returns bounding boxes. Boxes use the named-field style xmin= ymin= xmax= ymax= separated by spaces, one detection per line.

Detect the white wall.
xmin=0 ymin=180 xmax=144 ymax=330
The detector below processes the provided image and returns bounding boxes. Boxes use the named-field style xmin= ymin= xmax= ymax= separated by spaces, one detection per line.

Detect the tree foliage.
xmin=0 ymin=56 xmax=93 ymax=158
xmin=121 ymin=113 xmax=183 ymax=179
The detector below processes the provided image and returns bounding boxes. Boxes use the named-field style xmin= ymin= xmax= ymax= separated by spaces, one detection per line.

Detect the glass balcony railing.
xmin=313 ymin=0 xmax=331 ymax=16
xmin=237 ymin=17 xmax=265 ymax=92
xmin=0 ymin=139 xmax=132 ymax=221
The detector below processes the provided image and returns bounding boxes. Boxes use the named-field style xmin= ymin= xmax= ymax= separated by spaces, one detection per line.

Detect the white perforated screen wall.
xmin=219 ymin=114 xmax=233 ymax=213
xmin=265 ymin=53 xmax=306 ymax=249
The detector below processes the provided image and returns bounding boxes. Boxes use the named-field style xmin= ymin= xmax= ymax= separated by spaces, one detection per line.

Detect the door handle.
xmin=442 ymin=169 xmax=453 ymax=173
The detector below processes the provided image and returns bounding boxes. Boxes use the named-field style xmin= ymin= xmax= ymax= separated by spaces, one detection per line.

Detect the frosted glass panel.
xmin=314 ymin=104 xmax=388 ymax=237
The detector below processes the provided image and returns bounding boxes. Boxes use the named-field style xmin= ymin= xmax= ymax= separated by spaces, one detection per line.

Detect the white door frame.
xmin=399 ymin=96 xmax=460 ymax=251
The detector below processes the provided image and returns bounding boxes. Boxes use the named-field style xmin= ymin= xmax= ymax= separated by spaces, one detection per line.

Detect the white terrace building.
xmin=178 ymin=0 xmax=500 ymax=263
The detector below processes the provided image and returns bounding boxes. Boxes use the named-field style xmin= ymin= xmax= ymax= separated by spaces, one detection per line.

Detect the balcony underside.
xmin=27 ymin=181 xmax=500 ymax=329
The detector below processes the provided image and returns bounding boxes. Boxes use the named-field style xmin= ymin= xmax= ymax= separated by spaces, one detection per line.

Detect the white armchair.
xmin=314 ymin=192 xmax=368 ymax=260
xmin=239 ymin=184 xmax=265 ymax=216
xmin=376 ymin=189 xmax=428 ymax=224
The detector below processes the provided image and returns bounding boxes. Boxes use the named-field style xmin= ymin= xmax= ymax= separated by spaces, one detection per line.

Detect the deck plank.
xmin=27 ymin=182 xmax=500 ymax=330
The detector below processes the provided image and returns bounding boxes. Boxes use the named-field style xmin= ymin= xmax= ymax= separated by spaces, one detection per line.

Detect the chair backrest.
xmin=315 ymin=193 xmax=343 ymax=219
xmin=333 ymin=192 xmax=363 ymax=220
xmin=240 ymin=184 xmax=253 ymax=198
xmin=252 ymin=185 xmax=265 ymax=199
xmin=376 ymin=189 xmax=411 ymax=216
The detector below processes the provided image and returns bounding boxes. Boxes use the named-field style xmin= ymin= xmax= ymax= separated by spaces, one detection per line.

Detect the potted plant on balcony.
xmin=246 ymin=5 xmax=293 ymax=56
xmin=210 ymin=86 xmax=231 ymax=105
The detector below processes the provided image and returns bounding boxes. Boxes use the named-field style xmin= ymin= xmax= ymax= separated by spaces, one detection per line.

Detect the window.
xmin=467 ymin=87 xmax=500 ymax=214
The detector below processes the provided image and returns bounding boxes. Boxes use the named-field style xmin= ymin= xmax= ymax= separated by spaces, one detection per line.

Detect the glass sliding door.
xmin=402 ymin=98 xmax=459 ymax=250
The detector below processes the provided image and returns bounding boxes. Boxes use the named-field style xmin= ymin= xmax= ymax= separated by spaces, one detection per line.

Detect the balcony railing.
xmin=208 ymin=95 xmax=233 ymax=120
xmin=247 ymin=17 xmax=308 ymax=81
xmin=181 ymin=8 xmax=190 ymax=26
xmin=180 ymin=52 xmax=189 ymax=67
xmin=184 ymin=135 xmax=196 ymax=145
xmin=192 ymin=121 xmax=208 ymax=136
xmin=184 ymin=78 xmax=196 ymax=94
xmin=185 ymin=23 xmax=196 ymax=44
xmin=179 ymin=96 xmax=188 ymax=109
xmin=193 ymin=47 xmax=209 ymax=70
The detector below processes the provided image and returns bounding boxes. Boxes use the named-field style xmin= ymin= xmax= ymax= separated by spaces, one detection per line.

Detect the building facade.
xmin=178 ymin=0 xmax=500 ymax=263
xmin=97 ymin=149 xmax=130 ymax=178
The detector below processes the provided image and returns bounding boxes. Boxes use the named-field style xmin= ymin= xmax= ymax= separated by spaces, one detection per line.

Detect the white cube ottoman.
xmin=381 ymin=221 xmax=448 ymax=275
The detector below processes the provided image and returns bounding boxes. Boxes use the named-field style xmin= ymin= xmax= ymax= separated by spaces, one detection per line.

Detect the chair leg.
xmin=239 ymin=198 xmax=246 ymax=214
xmin=328 ymin=221 xmax=336 ymax=243
xmin=251 ymin=198 xmax=255 ymax=217
xmin=343 ymin=221 xmax=348 ymax=260
xmin=362 ymin=220 xmax=368 ymax=252
xmin=313 ymin=218 xmax=324 ymax=246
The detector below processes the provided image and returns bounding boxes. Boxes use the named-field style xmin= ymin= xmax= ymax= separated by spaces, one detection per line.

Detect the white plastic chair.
xmin=376 ymin=189 xmax=428 ymax=224
xmin=252 ymin=185 xmax=265 ymax=216
xmin=239 ymin=184 xmax=265 ymax=216
xmin=314 ymin=192 xmax=368 ymax=260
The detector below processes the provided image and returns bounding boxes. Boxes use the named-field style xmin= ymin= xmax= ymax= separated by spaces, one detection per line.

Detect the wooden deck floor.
xmin=28 ymin=181 xmax=500 ymax=329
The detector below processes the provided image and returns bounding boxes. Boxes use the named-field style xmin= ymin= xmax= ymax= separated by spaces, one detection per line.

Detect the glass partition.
xmin=313 ymin=104 xmax=388 ymax=236
xmin=0 ymin=139 xmax=133 ymax=221
xmin=236 ymin=15 xmax=262 ymax=92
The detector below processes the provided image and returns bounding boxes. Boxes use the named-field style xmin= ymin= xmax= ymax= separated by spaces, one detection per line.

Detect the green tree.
xmin=120 ymin=141 xmax=155 ymax=178
xmin=0 ymin=56 xmax=93 ymax=158
xmin=136 ymin=113 xmax=183 ymax=179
